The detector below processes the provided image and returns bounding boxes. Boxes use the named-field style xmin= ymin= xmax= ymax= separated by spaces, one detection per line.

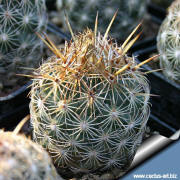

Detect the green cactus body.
xmin=30 ymin=25 xmax=150 ymax=179
xmin=157 ymin=0 xmax=180 ymax=83
xmin=0 ymin=0 xmax=47 ymax=91
xmin=0 ymin=131 xmax=63 ymax=180
xmin=56 ymin=0 xmax=147 ymax=40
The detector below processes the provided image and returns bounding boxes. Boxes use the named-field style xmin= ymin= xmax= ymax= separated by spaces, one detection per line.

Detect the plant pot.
xmin=0 ymin=23 xmax=70 ymax=129
xmin=0 ymin=82 xmax=31 ymax=130
xmin=147 ymin=2 xmax=166 ymax=25
xmin=131 ymin=39 xmax=180 ymax=129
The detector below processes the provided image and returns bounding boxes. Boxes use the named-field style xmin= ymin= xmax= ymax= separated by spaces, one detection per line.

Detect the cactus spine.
xmin=0 ymin=0 xmax=47 ymax=92
xmin=0 ymin=130 xmax=63 ymax=180
xmin=157 ymin=0 xmax=180 ymax=83
xmin=30 ymin=17 xmax=151 ymax=179
xmin=56 ymin=0 xmax=147 ymax=40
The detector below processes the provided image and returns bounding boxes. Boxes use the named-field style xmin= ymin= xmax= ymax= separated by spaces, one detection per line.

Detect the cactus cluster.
xmin=30 ymin=17 xmax=151 ymax=179
xmin=56 ymin=0 xmax=147 ymax=40
xmin=0 ymin=131 xmax=62 ymax=180
xmin=0 ymin=0 xmax=47 ymax=92
xmin=157 ymin=0 xmax=180 ymax=83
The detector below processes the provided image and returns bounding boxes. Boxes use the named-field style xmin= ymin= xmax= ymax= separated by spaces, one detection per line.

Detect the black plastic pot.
xmin=147 ymin=2 xmax=166 ymax=25
xmin=0 ymin=82 xmax=30 ymax=130
xmin=131 ymin=40 xmax=180 ymax=129
xmin=0 ymin=23 xmax=70 ymax=130
xmin=45 ymin=0 xmax=57 ymax=11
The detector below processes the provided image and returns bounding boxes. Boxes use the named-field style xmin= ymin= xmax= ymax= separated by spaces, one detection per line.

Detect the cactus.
xmin=157 ymin=0 xmax=180 ymax=83
xmin=30 ymin=17 xmax=152 ymax=179
xmin=56 ymin=0 xmax=147 ymax=40
xmin=0 ymin=130 xmax=63 ymax=180
xmin=0 ymin=0 xmax=47 ymax=93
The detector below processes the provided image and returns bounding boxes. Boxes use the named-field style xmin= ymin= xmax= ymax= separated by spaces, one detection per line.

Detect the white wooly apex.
xmin=157 ymin=0 xmax=180 ymax=83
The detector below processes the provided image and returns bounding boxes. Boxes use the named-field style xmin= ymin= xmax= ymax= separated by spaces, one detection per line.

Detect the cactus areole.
xmin=30 ymin=16 xmax=151 ymax=179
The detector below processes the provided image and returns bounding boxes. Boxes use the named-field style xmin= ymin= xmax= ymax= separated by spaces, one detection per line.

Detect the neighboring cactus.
xmin=0 ymin=130 xmax=63 ymax=180
xmin=157 ymin=0 xmax=180 ymax=83
xmin=0 ymin=0 xmax=47 ymax=93
xmin=30 ymin=17 xmax=153 ymax=179
xmin=56 ymin=0 xmax=147 ymax=40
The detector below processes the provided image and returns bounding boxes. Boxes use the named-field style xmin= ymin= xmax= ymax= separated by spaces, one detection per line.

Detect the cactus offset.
xmin=157 ymin=0 xmax=180 ymax=83
xmin=30 ymin=17 xmax=152 ymax=179
xmin=56 ymin=0 xmax=147 ymax=40
xmin=0 ymin=130 xmax=63 ymax=180
xmin=0 ymin=0 xmax=47 ymax=93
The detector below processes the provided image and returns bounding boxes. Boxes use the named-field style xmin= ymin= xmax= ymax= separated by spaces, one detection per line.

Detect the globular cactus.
xmin=0 ymin=0 xmax=47 ymax=93
xmin=30 ymin=17 xmax=152 ymax=179
xmin=56 ymin=0 xmax=147 ymax=40
xmin=157 ymin=0 xmax=180 ymax=83
xmin=0 ymin=130 xmax=63 ymax=180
